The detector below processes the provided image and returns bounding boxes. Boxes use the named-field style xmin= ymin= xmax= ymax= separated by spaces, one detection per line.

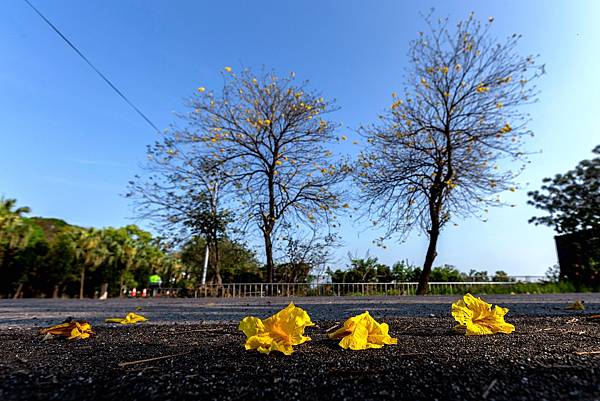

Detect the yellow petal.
xmin=105 ymin=312 xmax=148 ymax=324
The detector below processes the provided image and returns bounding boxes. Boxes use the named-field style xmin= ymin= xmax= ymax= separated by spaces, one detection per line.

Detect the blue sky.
xmin=1 ymin=0 xmax=599 ymax=275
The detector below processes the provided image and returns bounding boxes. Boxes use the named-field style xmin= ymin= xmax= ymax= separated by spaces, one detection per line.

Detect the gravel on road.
xmin=1 ymin=295 xmax=599 ymax=401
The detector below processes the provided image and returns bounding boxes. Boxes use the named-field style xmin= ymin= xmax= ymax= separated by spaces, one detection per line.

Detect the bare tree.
xmin=128 ymin=150 xmax=231 ymax=286
xmin=140 ymin=67 xmax=349 ymax=284
xmin=275 ymin=230 xmax=340 ymax=283
xmin=356 ymin=13 xmax=544 ymax=294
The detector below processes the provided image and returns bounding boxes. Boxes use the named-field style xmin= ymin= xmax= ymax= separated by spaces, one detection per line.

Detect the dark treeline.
xmin=0 ymin=197 xmax=263 ymax=298
xmin=328 ymin=257 xmax=514 ymax=284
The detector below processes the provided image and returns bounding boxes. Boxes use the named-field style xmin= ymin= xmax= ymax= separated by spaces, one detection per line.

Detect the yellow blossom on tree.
xmin=500 ymin=123 xmax=512 ymax=133
xmin=440 ymin=66 xmax=449 ymax=75
xmin=238 ymin=303 xmax=314 ymax=355
xmin=451 ymin=293 xmax=515 ymax=335
xmin=328 ymin=311 xmax=397 ymax=350
xmin=224 ymin=66 xmax=232 ymax=72
xmin=197 ymin=87 xmax=206 ymax=92
xmin=476 ymin=83 xmax=490 ymax=93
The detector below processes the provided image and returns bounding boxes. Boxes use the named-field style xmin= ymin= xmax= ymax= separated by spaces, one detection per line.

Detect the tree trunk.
xmin=417 ymin=226 xmax=440 ymax=295
xmin=119 ymin=273 xmax=125 ymax=298
xmin=213 ymin=239 xmax=222 ymax=287
xmin=99 ymin=283 xmax=108 ymax=299
xmin=79 ymin=268 xmax=85 ymax=299
xmin=12 ymin=282 xmax=23 ymax=299
xmin=52 ymin=285 xmax=59 ymax=299
xmin=263 ymin=231 xmax=274 ymax=294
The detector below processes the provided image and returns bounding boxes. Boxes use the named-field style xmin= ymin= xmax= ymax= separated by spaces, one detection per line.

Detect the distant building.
xmin=555 ymin=229 xmax=600 ymax=288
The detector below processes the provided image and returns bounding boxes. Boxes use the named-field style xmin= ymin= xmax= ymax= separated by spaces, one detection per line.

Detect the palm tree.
xmin=72 ymin=228 xmax=107 ymax=299
xmin=0 ymin=198 xmax=33 ymax=298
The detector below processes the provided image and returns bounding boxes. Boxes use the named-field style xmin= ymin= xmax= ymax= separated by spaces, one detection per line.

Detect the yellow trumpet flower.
xmin=238 ymin=303 xmax=314 ymax=355
xmin=328 ymin=311 xmax=397 ymax=350
xmin=40 ymin=321 xmax=95 ymax=340
xmin=451 ymin=293 xmax=515 ymax=335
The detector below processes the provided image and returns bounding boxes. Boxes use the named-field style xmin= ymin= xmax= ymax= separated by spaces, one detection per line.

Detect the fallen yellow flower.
xmin=238 ymin=303 xmax=314 ymax=355
xmin=40 ymin=320 xmax=95 ymax=340
xmin=328 ymin=311 xmax=397 ymax=350
xmin=105 ymin=312 xmax=148 ymax=325
xmin=566 ymin=300 xmax=585 ymax=311
xmin=451 ymin=293 xmax=515 ymax=335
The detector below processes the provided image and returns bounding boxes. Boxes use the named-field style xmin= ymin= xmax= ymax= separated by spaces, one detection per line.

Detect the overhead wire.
xmin=23 ymin=0 xmax=161 ymax=134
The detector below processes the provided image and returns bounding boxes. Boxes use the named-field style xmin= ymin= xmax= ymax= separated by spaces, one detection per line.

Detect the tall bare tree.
xmin=129 ymin=157 xmax=230 ymax=286
xmin=356 ymin=13 xmax=544 ymax=294
xmin=177 ymin=67 xmax=349 ymax=284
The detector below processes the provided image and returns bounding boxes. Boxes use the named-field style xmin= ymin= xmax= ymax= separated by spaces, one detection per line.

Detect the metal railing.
xmin=194 ymin=277 xmax=547 ymax=298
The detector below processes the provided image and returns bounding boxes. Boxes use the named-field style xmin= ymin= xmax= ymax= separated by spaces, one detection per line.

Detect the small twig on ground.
xmin=325 ymin=324 xmax=340 ymax=333
xmin=576 ymin=349 xmax=600 ymax=355
xmin=118 ymin=352 xmax=191 ymax=368
xmin=482 ymin=378 xmax=498 ymax=399
xmin=586 ymin=315 xmax=600 ymax=321
xmin=170 ymin=328 xmax=232 ymax=335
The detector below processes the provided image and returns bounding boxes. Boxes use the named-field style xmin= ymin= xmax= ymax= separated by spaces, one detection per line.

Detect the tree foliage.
xmin=356 ymin=13 xmax=543 ymax=294
xmin=528 ymin=145 xmax=600 ymax=233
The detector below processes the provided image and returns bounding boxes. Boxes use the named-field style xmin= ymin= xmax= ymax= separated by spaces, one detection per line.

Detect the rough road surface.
xmin=1 ymin=294 xmax=599 ymax=400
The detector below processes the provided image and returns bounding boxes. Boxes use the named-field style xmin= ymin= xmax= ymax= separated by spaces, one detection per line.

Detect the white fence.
xmin=195 ymin=277 xmax=546 ymax=297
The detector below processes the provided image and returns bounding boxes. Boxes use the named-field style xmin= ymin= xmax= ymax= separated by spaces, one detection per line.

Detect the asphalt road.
xmin=1 ymin=294 xmax=599 ymax=401
xmin=1 ymin=293 xmax=600 ymax=327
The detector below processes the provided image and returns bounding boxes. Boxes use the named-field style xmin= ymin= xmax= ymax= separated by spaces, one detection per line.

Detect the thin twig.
xmin=575 ymin=350 xmax=600 ymax=356
xmin=118 ymin=352 xmax=190 ymax=368
xmin=482 ymin=378 xmax=498 ymax=399
xmin=170 ymin=328 xmax=232 ymax=335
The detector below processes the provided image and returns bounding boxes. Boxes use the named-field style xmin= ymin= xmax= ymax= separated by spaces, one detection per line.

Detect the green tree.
xmin=180 ymin=236 xmax=261 ymax=283
xmin=528 ymin=145 xmax=600 ymax=233
xmin=430 ymin=265 xmax=464 ymax=282
xmin=330 ymin=257 xmax=391 ymax=283
xmin=356 ymin=13 xmax=543 ymax=294
xmin=0 ymin=198 xmax=34 ymax=297
xmin=71 ymin=228 xmax=108 ymax=299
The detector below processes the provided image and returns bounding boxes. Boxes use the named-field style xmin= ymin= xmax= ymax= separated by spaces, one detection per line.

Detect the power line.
xmin=23 ymin=0 xmax=161 ymax=134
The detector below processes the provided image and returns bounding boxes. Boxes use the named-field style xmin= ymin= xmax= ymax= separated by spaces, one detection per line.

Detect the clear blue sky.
xmin=1 ymin=1 xmax=599 ymax=275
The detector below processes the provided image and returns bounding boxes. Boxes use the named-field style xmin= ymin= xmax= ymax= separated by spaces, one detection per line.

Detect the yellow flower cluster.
xmin=500 ymin=123 xmax=512 ymax=133
xmin=451 ymin=293 xmax=515 ymax=335
xmin=476 ymin=83 xmax=490 ymax=93
xmin=238 ymin=303 xmax=314 ymax=355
